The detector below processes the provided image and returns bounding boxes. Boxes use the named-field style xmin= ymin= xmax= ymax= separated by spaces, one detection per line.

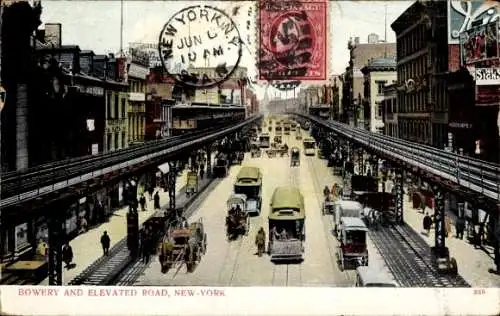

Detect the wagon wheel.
xmin=202 ymin=233 xmax=207 ymax=255
xmin=337 ymin=250 xmax=344 ymax=271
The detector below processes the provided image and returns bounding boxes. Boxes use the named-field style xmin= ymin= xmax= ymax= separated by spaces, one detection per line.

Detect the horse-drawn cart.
xmin=225 ymin=194 xmax=250 ymax=240
xmin=158 ymin=218 xmax=207 ymax=274
xmin=337 ymin=217 xmax=368 ymax=271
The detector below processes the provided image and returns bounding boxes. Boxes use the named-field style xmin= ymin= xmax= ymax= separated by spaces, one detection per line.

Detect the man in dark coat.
xmin=62 ymin=243 xmax=73 ymax=269
xmin=423 ymin=212 xmax=432 ymax=236
xmin=100 ymin=231 xmax=111 ymax=256
xmin=139 ymin=194 xmax=147 ymax=211
xmin=154 ymin=191 xmax=160 ymax=210
xmin=455 ymin=217 xmax=465 ymax=239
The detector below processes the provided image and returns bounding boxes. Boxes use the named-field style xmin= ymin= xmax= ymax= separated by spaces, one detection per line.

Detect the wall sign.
xmin=75 ymin=85 xmax=104 ymax=97
xmin=475 ymin=68 xmax=500 ymax=85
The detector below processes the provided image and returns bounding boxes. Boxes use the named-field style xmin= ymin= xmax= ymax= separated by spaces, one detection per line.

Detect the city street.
xmin=134 ymin=131 xmax=390 ymax=287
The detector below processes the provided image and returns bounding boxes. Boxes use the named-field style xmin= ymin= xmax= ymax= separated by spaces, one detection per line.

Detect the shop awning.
xmin=157 ymin=162 xmax=170 ymax=174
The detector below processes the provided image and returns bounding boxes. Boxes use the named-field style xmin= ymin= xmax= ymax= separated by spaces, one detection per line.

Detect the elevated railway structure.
xmin=292 ymin=112 xmax=500 ymax=274
xmin=0 ymin=114 xmax=261 ymax=285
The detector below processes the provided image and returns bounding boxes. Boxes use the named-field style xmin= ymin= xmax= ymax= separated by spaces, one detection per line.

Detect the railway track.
xmin=369 ymin=224 xmax=470 ymax=287
xmin=307 ymin=142 xmax=469 ymax=287
xmin=306 ymin=155 xmax=355 ymax=285
xmin=113 ymin=178 xmax=222 ymax=286
xmin=68 ymin=177 xmax=219 ymax=286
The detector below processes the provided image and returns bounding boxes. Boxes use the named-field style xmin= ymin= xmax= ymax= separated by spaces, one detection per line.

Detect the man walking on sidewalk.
xmin=154 ymin=191 xmax=161 ymax=210
xmin=139 ymin=194 xmax=147 ymax=211
xmin=100 ymin=231 xmax=110 ymax=256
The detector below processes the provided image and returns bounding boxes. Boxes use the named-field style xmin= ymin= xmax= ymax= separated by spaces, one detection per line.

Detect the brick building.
xmin=391 ymin=0 xmax=448 ymax=145
xmin=381 ymin=83 xmax=398 ymax=137
xmin=361 ymin=56 xmax=397 ymax=133
xmin=341 ymin=34 xmax=396 ymax=127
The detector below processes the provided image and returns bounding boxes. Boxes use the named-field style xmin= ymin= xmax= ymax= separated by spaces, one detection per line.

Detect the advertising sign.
xmin=459 ymin=21 xmax=499 ymax=65
xmin=14 ymin=223 xmax=29 ymax=252
xmin=128 ymin=42 xmax=162 ymax=69
xmin=474 ymin=68 xmax=500 ymax=85
xmin=448 ymin=0 xmax=500 ymax=44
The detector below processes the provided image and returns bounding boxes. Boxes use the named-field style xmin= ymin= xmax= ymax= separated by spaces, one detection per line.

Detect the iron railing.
xmin=1 ymin=115 xmax=261 ymax=208
xmin=294 ymin=113 xmax=500 ymax=202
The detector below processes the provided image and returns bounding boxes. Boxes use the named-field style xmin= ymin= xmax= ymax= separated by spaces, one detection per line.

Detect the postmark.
xmin=258 ymin=0 xmax=327 ymax=81
xmin=158 ymin=5 xmax=243 ymax=89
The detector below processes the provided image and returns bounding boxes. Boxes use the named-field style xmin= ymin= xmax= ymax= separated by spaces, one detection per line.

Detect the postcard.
xmin=0 ymin=0 xmax=499 ymax=315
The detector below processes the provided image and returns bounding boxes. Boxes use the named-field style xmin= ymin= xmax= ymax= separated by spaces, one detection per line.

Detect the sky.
xmin=39 ymin=0 xmax=413 ymax=100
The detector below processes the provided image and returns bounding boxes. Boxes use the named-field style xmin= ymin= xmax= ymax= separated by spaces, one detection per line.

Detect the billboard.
xmin=459 ymin=21 xmax=499 ymax=65
xmin=448 ymin=0 xmax=500 ymax=44
xmin=128 ymin=42 xmax=162 ymax=69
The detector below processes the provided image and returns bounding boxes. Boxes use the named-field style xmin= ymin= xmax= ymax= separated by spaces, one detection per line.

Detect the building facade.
xmin=127 ymin=60 xmax=148 ymax=145
xmin=381 ymin=83 xmax=398 ymax=137
xmin=103 ymin=55 xmax=129 ymax=152
xmin=342 ymin=35 xmax=396 ymax=126
xmin=361 ymin=56 xmax=397 ymax=133
xmin=391 ymin=0 xmax=448 ymax=145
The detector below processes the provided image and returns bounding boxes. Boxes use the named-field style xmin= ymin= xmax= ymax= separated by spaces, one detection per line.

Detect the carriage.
xmin=250 ymin=144 xmax=262 ymax=158
xmin=225 ymin=194 xmax=250 ymax=240
xmin=234 ymin=167 xmax=263 ymax=215
xmin=158 ymin=218 xmax=207 ymax=273
xmin=290 ymin=147 xmax=300 ymax=167
xmin=185 ymin=171 xmax=199 ymax=197
xmin=213 ymin=154 xmax=228 ymax=177
xmin=337 ymin=217 xmax=368 ymax=271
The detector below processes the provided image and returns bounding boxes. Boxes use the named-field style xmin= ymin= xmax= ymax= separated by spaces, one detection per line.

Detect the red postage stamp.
xmin=258 ymin=0 xmax=327 ymax=81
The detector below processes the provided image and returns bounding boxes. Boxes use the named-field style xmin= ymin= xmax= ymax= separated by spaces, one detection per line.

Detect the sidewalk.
xmin=402 ymin=196 xmax=500 ymax=287
xmin=39 ymin=171 xmax=188 ymax=285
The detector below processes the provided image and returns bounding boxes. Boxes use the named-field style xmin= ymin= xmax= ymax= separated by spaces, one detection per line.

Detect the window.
xmin=122 ymin=132 xmax=126 ymax=148
xmin=114 ymin=94 xmax=119 ymax=119
xmin=107 ymin=133 xmax=112 ymax=152
xmin=376 ymin=81 xmax=387 ymax=95
xmin=114 ymin=133 xmax=119 ymax=150
xmin=121 ymin=98 xmax=126 ymax=118
xmin=106 ymin=92 xmax=111 ymax=119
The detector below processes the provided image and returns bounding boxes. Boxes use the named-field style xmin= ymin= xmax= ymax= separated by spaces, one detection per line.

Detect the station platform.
xmin=38 ymin=170 xmax=191 ymax=285
xmin=402 ymin=196 xmax=500 ymax=287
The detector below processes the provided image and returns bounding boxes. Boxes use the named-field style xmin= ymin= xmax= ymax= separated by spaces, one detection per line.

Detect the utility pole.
xmin=0 ymin=0 xmax=5 ymax=268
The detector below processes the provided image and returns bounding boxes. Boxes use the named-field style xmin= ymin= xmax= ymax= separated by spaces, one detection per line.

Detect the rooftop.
xmin=361 ymin=56 xmax=397 ymax=74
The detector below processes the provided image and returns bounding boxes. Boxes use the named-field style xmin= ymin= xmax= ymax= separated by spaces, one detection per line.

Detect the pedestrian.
xmin=141 ymin=230 xmax=151 ymax=264
xmin=79 ymin=216 xmax=88 ymax=234
xmin=200 ymin=163 xmax=205 ymax=179
xmin=139 ymin=194 xmax=147 ymax=212
xmin=423 ymin=212 xmax=432 ymax=236
xmin=456 ymin=217 xmax=465 ymax=239
xmin=154 ymin=191 xmax=160 ymax=210
xmin=148 ymin=186 xmax=154 ymax=201
xmin=62 ymin=242 xmax=73 ymax=269
xmin=445 ymin=215 xmax=452 ymax=238
xmin=100 ymin=231 xmax=110 ymax=256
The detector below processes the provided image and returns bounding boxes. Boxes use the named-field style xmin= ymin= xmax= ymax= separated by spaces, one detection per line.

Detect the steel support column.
xmin=493 ymin=204 xmax=500 ymax=274
xmin=433 ymin=189 xmax=446 ymax=251
xmin=395 ymin=170 xmax=404 ymax=224
xmin=168 ymin=162 xmax=176 ymax=211
xmin=48 ymin=203 xmax=64 ymax=285
xmin=357 ymin=148 xmax=364 ymax=175
xmin=205 ymin=145 xmax=212 ymax=177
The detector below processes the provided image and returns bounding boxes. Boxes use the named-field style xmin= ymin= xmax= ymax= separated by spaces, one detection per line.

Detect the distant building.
xmin=126 ymin=60 xmax=148 ymax=145
xmin=342 ymin=35 xmax=396 ymax=127
xmin=381 ymin=83 xmax=397 ymax=137
xmin=361 ymin=56 xmax=397 ymax=133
